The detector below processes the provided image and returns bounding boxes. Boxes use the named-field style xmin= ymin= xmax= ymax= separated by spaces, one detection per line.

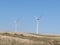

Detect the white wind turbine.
xmin=15 ymin=18 xmax=19 ymax=32
xmin=35 ymin=16 xmax=41 ymax=34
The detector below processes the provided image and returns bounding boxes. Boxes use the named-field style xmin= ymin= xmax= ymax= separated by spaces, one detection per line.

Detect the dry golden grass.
xmin=0 ymin=32 xmax=60 ymax=45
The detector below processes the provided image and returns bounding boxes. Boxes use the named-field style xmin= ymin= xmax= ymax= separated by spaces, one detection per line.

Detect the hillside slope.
xmin=0 ymin=32 xmax=60 ymax=45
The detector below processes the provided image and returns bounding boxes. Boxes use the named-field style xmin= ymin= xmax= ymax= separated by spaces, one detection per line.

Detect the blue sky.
xmin=0 ymin=0 xmax=60 ymax=34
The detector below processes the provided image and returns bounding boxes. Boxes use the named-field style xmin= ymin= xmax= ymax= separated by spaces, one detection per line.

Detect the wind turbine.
xmin=15 ymin=18 xmax=19 ymax=32
xmin=35 ymin=16 xmax=41 ymax=34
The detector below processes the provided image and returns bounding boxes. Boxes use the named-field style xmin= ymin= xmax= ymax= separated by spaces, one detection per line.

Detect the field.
xmin=0 ymin=32 xmax=60 ymax=45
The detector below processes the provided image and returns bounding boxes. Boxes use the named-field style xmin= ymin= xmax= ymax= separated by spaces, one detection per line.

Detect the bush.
xmin=14 ymin=33 xmax=18 ymax=35
xmin=3 ymin=32 xmax=10 ymax=36
xmin=20 ymin=34 xmax=24 ymax=37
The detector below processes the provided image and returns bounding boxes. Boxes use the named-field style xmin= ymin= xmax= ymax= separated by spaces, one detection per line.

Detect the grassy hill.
xmin=0 ymin=32 xmax=60 ymax=45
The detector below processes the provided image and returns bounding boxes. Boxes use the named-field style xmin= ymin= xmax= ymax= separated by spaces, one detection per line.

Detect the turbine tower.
xmin=35 ymin=16 xmax=40 ymax=34
xmin=15 ymin=18 xmax=19 ymax=32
